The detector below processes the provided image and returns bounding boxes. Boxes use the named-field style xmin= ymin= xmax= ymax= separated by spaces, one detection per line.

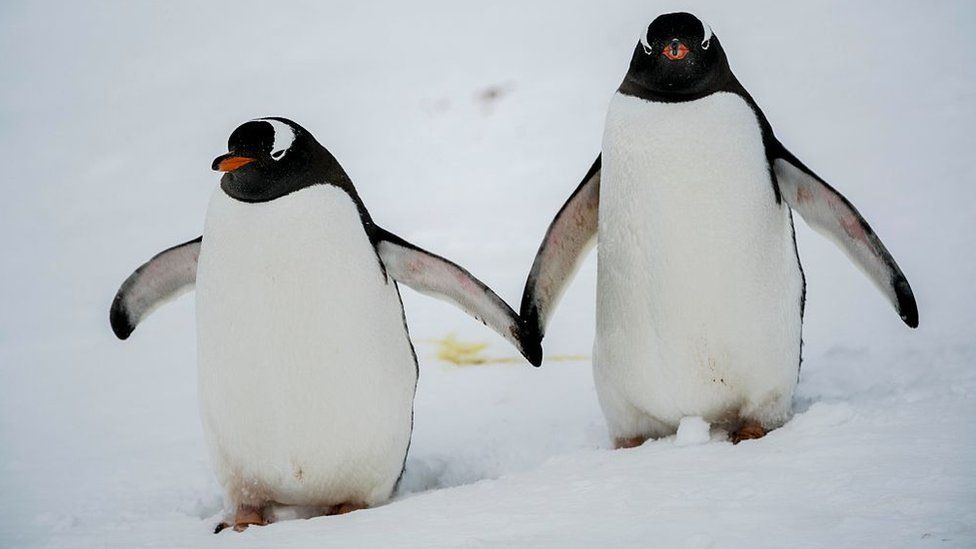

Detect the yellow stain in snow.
xmin=430 ymin=334 xmax=589 ymax=366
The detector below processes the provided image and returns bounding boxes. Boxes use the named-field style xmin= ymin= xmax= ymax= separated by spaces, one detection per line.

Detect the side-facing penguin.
xmin=520 ymin=13 xmax=917 ymax=448
xmin=110 ymin=117 xmax=541 ymax=532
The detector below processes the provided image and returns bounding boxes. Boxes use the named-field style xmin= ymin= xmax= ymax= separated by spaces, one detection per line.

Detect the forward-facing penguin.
xmin=520 ymin=13 xmax=917 ymax=447
xmin=110 ymin=117 xmax=540 ymax=532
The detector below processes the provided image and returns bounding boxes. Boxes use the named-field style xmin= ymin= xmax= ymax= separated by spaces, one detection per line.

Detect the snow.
xmin=674 ymin=417 xmax=711 ymax=447
xmin=1 ymin=1 xmax=974 ymax=548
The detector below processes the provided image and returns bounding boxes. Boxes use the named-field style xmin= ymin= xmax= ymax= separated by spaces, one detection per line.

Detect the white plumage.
xmin=195 ymin=184 xmax=416 ymax=509
xmin=595 ymin=91 xmax=804 ymax=440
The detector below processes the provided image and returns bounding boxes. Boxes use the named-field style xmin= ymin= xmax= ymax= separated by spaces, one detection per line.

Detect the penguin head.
xmin=625 ymin=13 xmax=730 ymax=99
xmin=212 ymin=117 xmax=324 ymax=202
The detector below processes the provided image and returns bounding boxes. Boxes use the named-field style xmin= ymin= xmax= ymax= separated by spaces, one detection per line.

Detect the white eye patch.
xmin=255 ymin=118 xmax=295 ymax=160
xmin=701 ymin=20 xmax=713 ymax=50
xmin=640 ymin=28 xmax=653 ymax=55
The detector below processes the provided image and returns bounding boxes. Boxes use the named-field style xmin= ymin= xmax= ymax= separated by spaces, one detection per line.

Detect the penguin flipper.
xmin=110 ymin=236 xmax=202 ymax=340
xmin=772 ymin=144 xmax=918 ymax=328
xmin=373 ymin=228 xmax=541 ymax=366
xmin=519 ymin=155 xmax=601 ymax=352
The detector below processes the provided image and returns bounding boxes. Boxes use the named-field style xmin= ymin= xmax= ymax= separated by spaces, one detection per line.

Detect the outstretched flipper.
xmin=110 ymin=237 xmax=201 ymax=339
xmin=519 ymin=156 xmax=601 ymax=354
xmin=373 ymin=227 xmax=541 ymax=365
xmin=772 ymin=143 xmax=918 ymax=327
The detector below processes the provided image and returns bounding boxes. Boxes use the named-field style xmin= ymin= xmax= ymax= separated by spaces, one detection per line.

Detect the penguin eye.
xmin=272 ymin=150 xmax=284 ymax=159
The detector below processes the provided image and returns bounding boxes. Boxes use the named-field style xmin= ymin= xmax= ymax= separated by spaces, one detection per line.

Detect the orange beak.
xmin=212 ymin=155 xmax=256 ymax=172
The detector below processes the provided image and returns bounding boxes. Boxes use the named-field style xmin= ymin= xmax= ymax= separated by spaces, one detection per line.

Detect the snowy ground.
xmin=1 ymin=1 xmax=974 ymax=547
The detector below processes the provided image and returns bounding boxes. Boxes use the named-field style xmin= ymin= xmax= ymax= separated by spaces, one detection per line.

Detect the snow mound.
xmin=674 ymin=416 xmax=711 ymax=447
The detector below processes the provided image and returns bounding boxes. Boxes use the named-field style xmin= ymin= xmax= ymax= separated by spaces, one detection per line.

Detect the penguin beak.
xmin=212 ymin=154 xmax=256 ymax=172
xmin=663 ymin=39 xmax=690 ymax=61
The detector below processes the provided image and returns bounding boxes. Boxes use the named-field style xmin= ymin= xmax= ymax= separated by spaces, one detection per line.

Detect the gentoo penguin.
xmin=520 ymin=13 xmax=917 ymax=447
xmin=110 ymin=117 xmax=540 ymax=532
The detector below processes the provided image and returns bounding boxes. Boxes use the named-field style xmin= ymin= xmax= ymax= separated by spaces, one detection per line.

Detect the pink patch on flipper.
xmin=407 ymin=258 xmax=427 ymax=274
xmin=824 ymin=193 xmax=865 ymax=242
xmin=796 ymin=185 xmax=815 ymax=205
xmin=840 ymin=213 xmax=867 ymax=242
xmin=456 ymin=271 xmax=476 ymax=292
xmin=142 ymin=261 xmax=168 ymax=281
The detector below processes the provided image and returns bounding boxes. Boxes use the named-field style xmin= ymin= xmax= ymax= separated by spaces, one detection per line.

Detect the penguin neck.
xmin=617 ymin=64 xmax=738 ymax=104
xmin=219 ymin=149 xmax=376 ymax=233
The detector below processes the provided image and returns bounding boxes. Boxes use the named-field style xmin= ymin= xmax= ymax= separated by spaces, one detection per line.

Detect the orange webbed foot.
xmin=730 ymin=420 xmax=767 ymax=444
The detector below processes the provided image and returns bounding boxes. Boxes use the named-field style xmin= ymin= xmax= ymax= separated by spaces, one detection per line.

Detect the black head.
xmin=212 ymin=117 xmax=337 ymax=202
xmin=620 ymin=13 xmax=732 ymax=102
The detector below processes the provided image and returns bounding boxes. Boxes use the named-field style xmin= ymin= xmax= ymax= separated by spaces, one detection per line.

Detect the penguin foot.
xmin=729 ymin=420 xmax=767 ymax=444
xmin=214 ymin=505 xmax=269 ymax=533
xmin=233 ymin=505 xmax=268 ymax=531
xmin=614 ymin=436 xmax=647 ymax=449
xmin=329 ymin=502 xmax=368 ymax=515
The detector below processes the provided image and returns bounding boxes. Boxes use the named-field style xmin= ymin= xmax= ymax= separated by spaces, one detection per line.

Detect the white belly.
xmin=595 ymin=92 xmax=803 ymax=437
xmin=196 ymin=185 xmax=416 ymax=508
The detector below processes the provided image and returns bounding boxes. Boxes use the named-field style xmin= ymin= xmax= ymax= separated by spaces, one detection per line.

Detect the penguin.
xmin=519 ymin=13 xmax=917 ymax=448
xmin=110 ymin=117 xmax=541 ymax=532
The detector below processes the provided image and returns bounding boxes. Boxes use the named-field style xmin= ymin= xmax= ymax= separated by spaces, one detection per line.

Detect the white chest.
xmin=594 ymin=92 xmax=803 ymax=430
xmin=601 ymin=91 xmax=778 ymax=234
xmin=195 ymin=185 xmax=416 ymax=507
